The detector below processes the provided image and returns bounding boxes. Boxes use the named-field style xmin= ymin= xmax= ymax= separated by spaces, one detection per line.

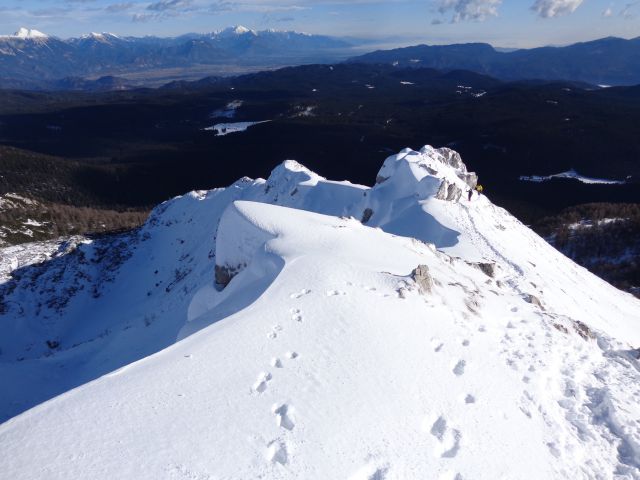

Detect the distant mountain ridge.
xmin=0 ymin=26 xmax=355 ymax=90
xmin=348 ymin=36 xmax=640 ymax=86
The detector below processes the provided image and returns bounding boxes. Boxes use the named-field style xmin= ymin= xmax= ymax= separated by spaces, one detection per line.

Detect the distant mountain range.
xmin=348 ymin=37 xmax=640 ymax=86
xmin=2 ymin=28 xmax=640 ymax=90
xmin=0 ymin=26 xmax=356 ymax=90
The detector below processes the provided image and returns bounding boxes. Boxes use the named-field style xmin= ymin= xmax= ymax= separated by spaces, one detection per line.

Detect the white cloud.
xmin=530 ymin=0 xmax=584 ymax=18
xmin=602 ymin=5 xmax=612 ymax=16
xmin=621 ymin=0 xmax=639 ymax=18
xmin=436 ymin=0 xmax=502 ymax=22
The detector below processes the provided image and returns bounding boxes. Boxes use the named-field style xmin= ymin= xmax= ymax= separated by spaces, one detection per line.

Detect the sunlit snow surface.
xmin=0 ymin=146 xmax=639 ymax=480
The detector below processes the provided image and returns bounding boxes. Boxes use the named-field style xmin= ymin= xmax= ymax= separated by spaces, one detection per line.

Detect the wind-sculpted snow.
xmin=1 ymin=145 xmax=639 ymax=479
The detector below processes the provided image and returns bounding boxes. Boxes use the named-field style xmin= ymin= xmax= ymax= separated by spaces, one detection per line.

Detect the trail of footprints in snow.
xmin=261 ymin=294 xmax=307 ymax=465
xmin=252 ymin=352 xmax=298 ymax=395
xmin=259 ymin=349 xmax=299 ymax=466
xmin=425 ymin=334 xmax=474 ymax=465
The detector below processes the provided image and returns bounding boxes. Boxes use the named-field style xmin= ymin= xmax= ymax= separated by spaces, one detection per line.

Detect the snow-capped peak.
xmin=217 ymin=25 xmax=257 ymax=37
xmin=13 ymin=27 xmax=48 ymax=39
xmin=233 ymin=25 xmax=251 ymax=34
xmin=77 ymin=32 xmax=119 ymax=43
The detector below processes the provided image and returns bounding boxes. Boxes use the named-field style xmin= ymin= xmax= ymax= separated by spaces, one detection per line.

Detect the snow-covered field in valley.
xmin=1 ymin=146 xmax=639 ymax=480
xmin=519 ymin=169 xmax=626 ymax=185
xmin=204 ymin=120 xmax=271 ymax=136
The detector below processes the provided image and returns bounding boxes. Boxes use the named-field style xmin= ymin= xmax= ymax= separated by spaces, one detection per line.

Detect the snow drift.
xmin=0 ymin=146 xmax=639 ymax=479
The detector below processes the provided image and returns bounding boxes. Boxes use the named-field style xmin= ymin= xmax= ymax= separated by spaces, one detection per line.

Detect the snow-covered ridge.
xmin=0 ymin=27 xmax=49 ymax=40
xmin=1 ymin=146 xmax=639 ymax=479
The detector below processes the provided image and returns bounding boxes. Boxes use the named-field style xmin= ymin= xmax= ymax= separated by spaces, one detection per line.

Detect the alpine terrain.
xmin=1 ymin=146 xmax=639 ymax=479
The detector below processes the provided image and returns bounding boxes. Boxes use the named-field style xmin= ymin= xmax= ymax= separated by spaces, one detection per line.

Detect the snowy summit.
xmin=10 ymin=27 xmax=48 ymax=39
xmin=217 ymin=25 xmax=257 ymax=36
xmin=0 ymin=146 xmax=639 ymax=479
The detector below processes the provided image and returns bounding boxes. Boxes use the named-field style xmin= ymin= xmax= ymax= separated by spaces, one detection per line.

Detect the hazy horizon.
xmin=1 ymin=0 xmax=639 ymax=49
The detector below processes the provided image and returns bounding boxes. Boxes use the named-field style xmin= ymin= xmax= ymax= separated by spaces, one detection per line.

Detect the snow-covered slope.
xmin=1 ymin=146 xmax=639 ymax=479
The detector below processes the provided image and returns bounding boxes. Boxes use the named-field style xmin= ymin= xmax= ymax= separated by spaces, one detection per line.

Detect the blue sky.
xmin=0 ymin=0 xmax=638 ymax=48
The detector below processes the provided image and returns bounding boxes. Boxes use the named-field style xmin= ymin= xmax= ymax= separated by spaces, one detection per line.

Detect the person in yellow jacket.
xmin=468 ymin=184 xmax=483 ymax=201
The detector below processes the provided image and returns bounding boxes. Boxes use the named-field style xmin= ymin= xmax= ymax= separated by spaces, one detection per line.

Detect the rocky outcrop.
xmin=361 ymin=208 xmax=373 ymax=224
xmin=411 ymin=264 xmax=434 ymax=293
xmin=466 ymin=261 xmax=497 ymax=278
xmin=435 ymin=180 xmax=463 ymax=202
xmin=457 ymin=171 xmax=478 ymax=190
xmin=214 ymin=263 xmax=245 ymax=288
xmin=524 ymin=293 xmax=543 ymax=309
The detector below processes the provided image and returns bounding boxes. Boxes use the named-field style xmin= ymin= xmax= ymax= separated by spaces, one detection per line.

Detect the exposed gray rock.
xmin=435 ymin=180 xmax=463 ymax=202
xmin=411 ymin=264 xmax=434 ymax=294
xmin=215 ymin=263 xmax=245 ymax=288
xmin=466 ymin=261 xmax=497 ymax=278
xmin=457 ymin=172 xmax=478 ymax=189
xmin=375 ymin=175 xmax=388 ymax=184
xmin=437 ymin=148 xmax=465 ymax=170
xmin=573 ymin=320 xmax=595 ymax=340
xmin=361 ymin=208 xmax=373 ymax=224
xmin=524 ymin=293 xmax=543 ymax=309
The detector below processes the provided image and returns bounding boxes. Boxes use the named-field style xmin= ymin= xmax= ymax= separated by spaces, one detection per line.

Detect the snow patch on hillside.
xmin=520 ymin=169 xmax=625 ymax=185
xmin=204 ymin=120 xmax=271 ymax=135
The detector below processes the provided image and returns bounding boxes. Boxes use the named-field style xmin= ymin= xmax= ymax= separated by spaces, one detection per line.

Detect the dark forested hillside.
xmin=348 ymin=36 xmax=640 ymax=86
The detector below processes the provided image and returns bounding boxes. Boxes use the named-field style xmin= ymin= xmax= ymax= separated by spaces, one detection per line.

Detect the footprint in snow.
xmin=348 ymin=462 xmax=388 ymax=480
xmin=271 ymin=358 xmax=283 ymax=368
xmin=439 ymin=472 xmax=464 ymax=480
xmin=429 ymin=415 xmax=462 ymax=458
xmin=430 ymin=338 xmax=444 ymax=353
xmin=286 ymin=351 xmax=298 ymax=359
xmin=326 ymin=290 xmax=346 ymax=296
xmin=253 ymin=372 xmax=272 ymax=393
xmin=464 ymin=394 xmax=476 ymax=404
xmin=273 ymin=403 xmax=295 ymax=430
xmin=290 ymin=289 xmax=311 ymax=299
xmin=268 ymin=325 xmax=283 ymax=339
xmin=452 ymin=360 xmax=466 ymax=376
xmin=267 ymin=440 xmax=288 ymax=465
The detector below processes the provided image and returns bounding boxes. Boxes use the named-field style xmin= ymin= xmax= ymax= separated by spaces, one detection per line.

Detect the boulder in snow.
xmin=411 ymin=264 xmax=434 ymax=293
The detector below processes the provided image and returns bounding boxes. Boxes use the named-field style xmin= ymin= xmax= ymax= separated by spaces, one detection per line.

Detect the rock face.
xmin=435 ymin=180 xmax=464 ymax=202
xmin=411 ymin=264 xmax=434 ymax=293
xmin=457 ymin=171 xmax=478 ymax=190
xmin=432 ymin=147 xmax=478 ymax=189
xmin=524 ymin=293 xmax=543 ymax=309
xmin=437 ymin=148 xmax=465 ymax=170
xmin=214 ymin=263 xmax=244 ymax=287
xmin=467 ymin=261 xmax=497 ymax=278
xmin=361 ymin=208 xmax=374 ymax=224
